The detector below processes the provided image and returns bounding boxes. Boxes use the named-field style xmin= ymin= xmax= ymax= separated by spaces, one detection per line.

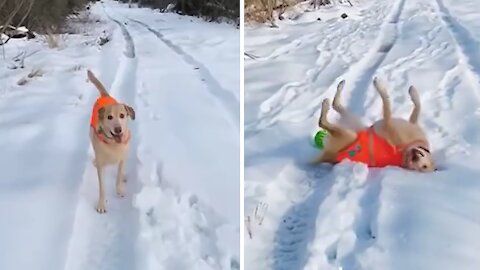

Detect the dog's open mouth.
xmin=110 ymin=131 xmax=123 ymax=143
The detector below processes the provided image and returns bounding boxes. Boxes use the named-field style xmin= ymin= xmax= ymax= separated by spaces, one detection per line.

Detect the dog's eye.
xmin=120 ymin=113 xmax=125 ymax=119
xmin=107 ymin=115 xmax=113 ymax=120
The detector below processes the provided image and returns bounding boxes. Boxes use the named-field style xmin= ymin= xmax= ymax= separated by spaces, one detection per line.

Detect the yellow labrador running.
xmin=87 ymin=70 xmax=135 ymax=213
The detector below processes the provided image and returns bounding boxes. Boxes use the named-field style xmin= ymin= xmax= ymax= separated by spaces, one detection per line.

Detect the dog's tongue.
xmin=114 ymin=135 xmax=122 ymax=143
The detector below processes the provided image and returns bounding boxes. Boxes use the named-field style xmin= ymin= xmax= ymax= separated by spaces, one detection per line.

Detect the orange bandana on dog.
xmin=90 ymin=96 xmax=118 ymax=129
xmin=335 ymin=127 xmax=404 ymax=167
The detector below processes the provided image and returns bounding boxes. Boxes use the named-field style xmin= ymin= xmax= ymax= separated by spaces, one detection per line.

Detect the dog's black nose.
xmin=114 ymin=127 xmax=122 ymax=134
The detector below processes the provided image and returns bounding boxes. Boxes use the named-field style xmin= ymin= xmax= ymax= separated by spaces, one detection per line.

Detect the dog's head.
xmin=404 ymin=144 xmax=436 ymax=172
xmin=98 ymin=104 xmax=135 ymax=143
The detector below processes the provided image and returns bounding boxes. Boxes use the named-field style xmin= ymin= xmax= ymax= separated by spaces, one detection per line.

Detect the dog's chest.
xmin=90 ymin=130 xmax=129 ymax=165
xmin=97 ymin=143 xmax=128 ymax=164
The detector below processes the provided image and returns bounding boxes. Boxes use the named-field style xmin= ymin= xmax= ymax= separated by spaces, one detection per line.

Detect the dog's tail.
xmin=87 ymin=70 xmax=109 ymax=97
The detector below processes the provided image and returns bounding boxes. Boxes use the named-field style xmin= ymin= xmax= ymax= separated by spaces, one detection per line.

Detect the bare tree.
xmin=1 ymin=0 xmax=31 ymax=48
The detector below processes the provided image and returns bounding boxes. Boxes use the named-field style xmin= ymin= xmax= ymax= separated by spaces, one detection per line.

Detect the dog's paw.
xmin=408 ymin=86 xmax=420 ymax=103
xmin=116 ymin=184 xmax=125 ymax=198
xmin=96 ymin=200 xmax=107 ymax=213
xmin=373 ymin=77 xmax=387 ymax=95
xmin=322 ymin=98 xmax=331 ymax=110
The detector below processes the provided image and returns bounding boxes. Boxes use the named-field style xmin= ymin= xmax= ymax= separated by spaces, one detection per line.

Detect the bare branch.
xmin=1 ymin=0 xmax=28 ymax=36
xmin=0 ymin=0 xmax=8 ymax=12
xmin=15 ymin=0 xmax=35 ymax=28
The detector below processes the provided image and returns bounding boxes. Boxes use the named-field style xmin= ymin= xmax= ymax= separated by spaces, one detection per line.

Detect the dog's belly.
xmin=372 ymin=118 xmax=427 ymax=145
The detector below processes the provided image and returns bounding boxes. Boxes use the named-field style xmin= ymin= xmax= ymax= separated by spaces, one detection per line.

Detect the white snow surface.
xmin=0 ymin=1 xmax=239 ymax=270
xmin=245 ymin=0 xmax=480 ymax=269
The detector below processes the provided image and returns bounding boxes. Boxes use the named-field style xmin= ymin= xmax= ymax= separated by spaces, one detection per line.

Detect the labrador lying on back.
xmin=87 ymin=70 xmax=135 ymax=213
xmin=311 ymin=78 xmax=436 ymax=172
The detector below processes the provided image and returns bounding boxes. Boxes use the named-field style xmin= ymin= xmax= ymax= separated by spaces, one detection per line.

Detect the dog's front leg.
xmin=373 ymin=77 xmax=392 ymax=123
xmin=116 ymin=160 xmax=126 ymax=197
xmin=408 ymin=86 xmax=421 ymax=124
xmin=96 ymin=166 xmax=107 ymax=213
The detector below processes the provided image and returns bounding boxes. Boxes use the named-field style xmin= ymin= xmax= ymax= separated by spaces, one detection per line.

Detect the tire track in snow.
xmin=263 ymin=164 xmax=383 ymax=270
xmin=63 ymin=21 xmax=140 ymax=270
xmin=371 ymin=9 xmax=458 ymax=148
xmin=377 ymin=24 xmax=443 ymax=104
xmin=101 ymin=2 xmax=135 ymax=59
xmin=117 ymin=16 xmax=239 ymax=269
xmin=431 ymin=0 xmax=480 ymax=103
xmin=128 ymin=18 xmax=239 ymax=129
xmin=112 ymin=19 xmax=136 ymax=58
xmin=271 ymin=167 xmax=335 ymax=270
xmin=248 ymin=1 xmax=405 ymax=269
xmin=300 ymin=164 xmax=380 ymax=270
xmin=247 ymin=0 xmax=404 ymax=132
xmin=269 ymin=1 xmax=406 ymax=266
xmin=251 ymin=26 xmax=341 ymax=130
xmin=373 ymin=0 xmax=473 ymax=155
xmin=340 ymin=0 xmax=406 ymax=115
xmin=300 ymin=0 xmax=406 ymax=122
xmin=337 ymin=171 xmax=383 ymax=270
xmin=250 ymin=16 xmax=362 ymax=129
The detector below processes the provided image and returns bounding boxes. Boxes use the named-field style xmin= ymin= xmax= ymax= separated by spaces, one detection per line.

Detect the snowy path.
xmin=0 ymin=1 xmax=239 ymax=269
xmin=245 ymin=0 xmax=480 ymax=269
xmin=128 ymin=18 xmax=239 ymax=128
xmin=63 ymin=15 xmax=139 ymax=270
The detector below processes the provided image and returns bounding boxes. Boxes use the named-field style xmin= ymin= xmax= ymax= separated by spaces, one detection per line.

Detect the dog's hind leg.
xmin=408 ymin=85 xmax=421 ymax=124
xmin=312 ymin=99 xmax=357 ymax=165
xmin=332 ymin=80 xmax=367 ymax=130
xmin=319 ymin=98 xmax=357 ymax=139
xmin=310 ymin=151 xmax=336 ymax=165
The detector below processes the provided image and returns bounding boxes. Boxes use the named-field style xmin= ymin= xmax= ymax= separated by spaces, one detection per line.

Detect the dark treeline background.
xmin=0 ymin=0 xmax=239 ymax=34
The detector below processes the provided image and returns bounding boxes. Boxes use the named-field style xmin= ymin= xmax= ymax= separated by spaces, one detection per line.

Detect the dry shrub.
xmin=0 ymin=0 xmax=92 ymax=34
xmin=65 ymin=11 xmax=103 ymax=34
xmin=44 ymin=32 xmax=62 ymax=48
xmin=245 ymin=0 xmax=297 ymax=25
xmin=120 ymin=0 xmax=239 ymax=22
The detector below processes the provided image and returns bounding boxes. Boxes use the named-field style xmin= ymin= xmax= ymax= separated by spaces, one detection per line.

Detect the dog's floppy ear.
xmin=98 ymin=107 xmax=106 ymax=121
xmin=124 ymin=104 xmax=135 ymax=120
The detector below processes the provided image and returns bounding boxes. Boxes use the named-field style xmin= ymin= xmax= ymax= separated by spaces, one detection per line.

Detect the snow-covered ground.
xmin=245 ymin=0 xmax=480 ymax=269
xmin=0 ymin=1 xmax=239 ymax=270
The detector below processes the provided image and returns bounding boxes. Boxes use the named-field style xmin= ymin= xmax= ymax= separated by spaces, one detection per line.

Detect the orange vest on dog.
xmin=335 ymin=128 xmax=404 ymax=167
xmin=90 ymin=96 xmax=118 ymax=129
